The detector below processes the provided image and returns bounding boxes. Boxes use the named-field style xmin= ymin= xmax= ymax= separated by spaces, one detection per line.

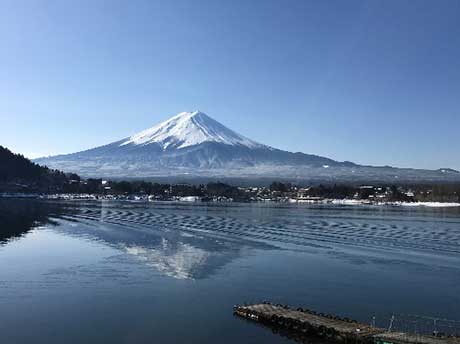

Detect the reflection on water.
xmin=125 ymin=241 xmax=237 ymax=280
xmin=53 ymin=202 xmax=275 ymax=280
xmin=75 ymin=201 xmax=460 ymax=255
xmin=0 ymin=199 xmax=71 ymax=243
xmin=1 ymin=200 xmax=460 ymax=344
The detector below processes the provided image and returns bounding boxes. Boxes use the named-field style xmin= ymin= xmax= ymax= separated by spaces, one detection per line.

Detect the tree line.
xmin=64 ymin=179 xmax=244 ymax=199
xmin=0 ymin=146 xmax=70 ymax=192
xmin=1 ymin=145 xmax=459 ymax=202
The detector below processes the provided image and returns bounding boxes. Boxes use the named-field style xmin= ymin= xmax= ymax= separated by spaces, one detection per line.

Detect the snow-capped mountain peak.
xmin=120 ymin=110 xmax=264 ymax=150
xmin=34 ymin=109 xmax=460 ymax=182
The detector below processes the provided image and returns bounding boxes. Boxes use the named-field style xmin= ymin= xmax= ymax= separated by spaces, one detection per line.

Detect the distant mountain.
xmin=0 ymin=145 xmax=76 ymax=192
xmin=34 ymin=111 xmax=460 ymax=183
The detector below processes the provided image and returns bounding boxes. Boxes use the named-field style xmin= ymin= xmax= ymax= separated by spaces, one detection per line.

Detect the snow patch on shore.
xmin=331 ymin=199 xmax=367 ymax=205
xmin=399 ymin=202 xmax=460 ymax=208
xmin=331 ymin=199 xmax=460 ymax=207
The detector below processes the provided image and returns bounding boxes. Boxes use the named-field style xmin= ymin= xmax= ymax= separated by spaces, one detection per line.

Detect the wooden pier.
xmin=234 ymin=303 xmax=460 ymax=344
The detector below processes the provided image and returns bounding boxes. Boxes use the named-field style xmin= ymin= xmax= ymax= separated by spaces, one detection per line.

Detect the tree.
xmin=269 ymin=182 xmax=288 ymax=192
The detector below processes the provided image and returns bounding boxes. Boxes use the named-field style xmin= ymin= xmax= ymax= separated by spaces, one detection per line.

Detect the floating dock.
xmin=234 ymin=303 xmax=460 ymax=344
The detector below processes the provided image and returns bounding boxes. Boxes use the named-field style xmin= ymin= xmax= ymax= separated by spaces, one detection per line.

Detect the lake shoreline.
xmin=1 ymin=192 xmax=460 ymax=207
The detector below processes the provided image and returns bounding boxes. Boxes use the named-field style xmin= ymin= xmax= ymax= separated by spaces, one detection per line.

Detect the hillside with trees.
xmin=0 ymin=146 xmax=77 ymax=193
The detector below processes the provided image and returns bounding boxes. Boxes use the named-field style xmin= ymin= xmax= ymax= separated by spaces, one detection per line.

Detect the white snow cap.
xmin=120 ymin=110 xmax=265 ymax=150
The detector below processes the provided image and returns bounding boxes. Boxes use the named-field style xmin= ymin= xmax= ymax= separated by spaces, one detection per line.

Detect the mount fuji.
xmin=35 ymin=111 xmax=459 ymax=182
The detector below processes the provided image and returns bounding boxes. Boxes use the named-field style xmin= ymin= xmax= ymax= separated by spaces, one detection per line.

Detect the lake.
xmin=1 ymin=199 xmax=460 ymax=344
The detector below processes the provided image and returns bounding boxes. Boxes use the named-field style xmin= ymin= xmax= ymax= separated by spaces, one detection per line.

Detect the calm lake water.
xmin=1 ymin=199 xmax=460 ymax=344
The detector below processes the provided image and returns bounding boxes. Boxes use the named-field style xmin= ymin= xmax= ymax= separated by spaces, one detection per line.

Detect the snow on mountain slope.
xmin=33 ymin=110 xmax=460 ymax=182
xmin=120 ymin=111 xmax=265 ymax=150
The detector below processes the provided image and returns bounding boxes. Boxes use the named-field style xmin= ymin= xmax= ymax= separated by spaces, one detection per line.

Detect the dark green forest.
xmin=0 ymin=146 xmax=74 ymax=192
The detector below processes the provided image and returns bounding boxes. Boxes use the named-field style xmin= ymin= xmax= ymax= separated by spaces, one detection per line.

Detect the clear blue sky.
xmin=1 ymin=0 xmax=459 ymax=170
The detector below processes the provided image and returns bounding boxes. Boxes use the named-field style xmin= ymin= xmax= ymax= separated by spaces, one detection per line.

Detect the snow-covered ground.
xmin=328 ymin=199 xmax=460 ymax=207
xmin=398 ymin=201 xmax=460 ymax=207
xmin=331 ymin=199 xmax=368 ymax=205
